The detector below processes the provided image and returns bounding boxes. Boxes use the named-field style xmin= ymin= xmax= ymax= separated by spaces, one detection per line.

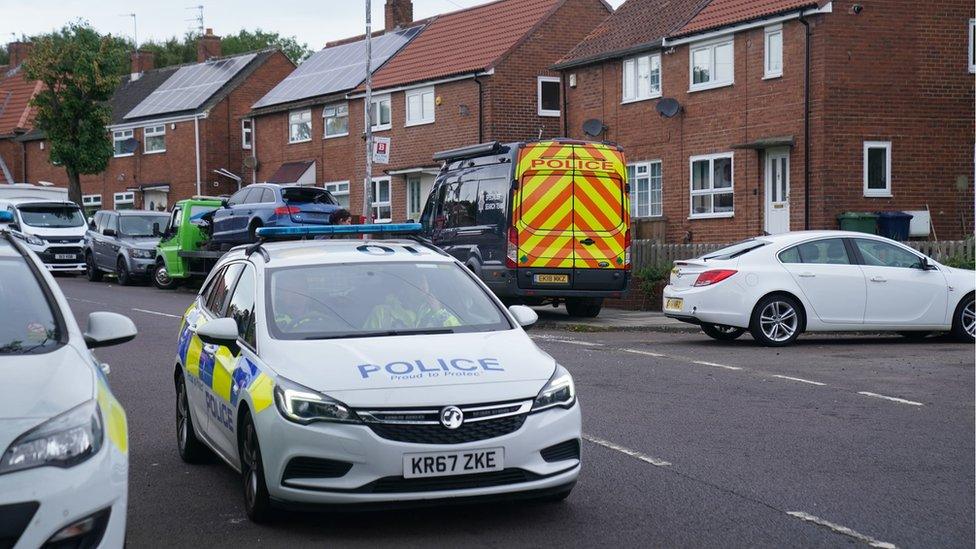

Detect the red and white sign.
xmin=372 ymin=137 xmax=391 ymax=164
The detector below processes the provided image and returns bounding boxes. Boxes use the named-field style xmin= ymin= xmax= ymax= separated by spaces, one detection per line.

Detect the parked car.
xmin=84 ymin=210 xmax=170 ymax=285
xmin=662 ymin=231 xmax=976 ymax=346
xmin=0 ymin=192 xmax=87 ymax=274
xmin=209 ymin=184 xmax=340 ymax=246
xmin=0 ymin=215 xmax=136 ymax=547
xmin=154 ymin=197 xmax=224 ymax=290
xmin=422 ymin=140 xmax=631 ymax=318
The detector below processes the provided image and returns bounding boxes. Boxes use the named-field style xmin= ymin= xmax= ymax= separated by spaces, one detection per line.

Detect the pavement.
xmin=532 ymin=304 xmax=690 ymax=331
xmin=53 ymin=275 xmax=974 ymax=548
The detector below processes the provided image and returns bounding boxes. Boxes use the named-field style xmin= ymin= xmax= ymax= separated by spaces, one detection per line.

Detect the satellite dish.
xmin=656 ymin=98 xmax=682 ymax=118
xmin=582 ymin=118 xmax=607 ymax=137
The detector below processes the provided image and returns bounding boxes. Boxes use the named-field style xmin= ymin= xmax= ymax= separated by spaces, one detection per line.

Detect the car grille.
xmin=37 ymin=246 xmax=84 ymax=263
xmin=541 ymin=439 xmax=580 ymax=462
xmin=282 ymin=457 xmax=353 ymax=481
xmin=367 ymin=468 xmax=542 ymax=493
xmin=0 ymin=501 xmax=39 ymax=548
xmin=357 ymin=400 xmax=531 ymax=445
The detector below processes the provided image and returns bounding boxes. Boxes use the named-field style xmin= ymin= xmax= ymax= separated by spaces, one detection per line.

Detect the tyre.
xmin=85 ymin=252 xmax=103 ymax=282
xmin=950 ymin=293 xmax=975 ymax=343
xmin=239 ymin=411 xmax=274 ymax=523
xmin=175 ymin=375 xmax=210 ymax=463
xmin=153 ymin=260 xmax=180 ymax=290
xmin=749 ymin=294 xmax=804 ymax=347
xmin=701 ymin=323 xmax=746 ymax=341
xmin=897 ymin=332 xmax=931 ymax=341
xmin=116 ymin=257 xmax=132 ymax=286
xmin=247 ymin=221 xmax=263 ymax=244
xmin=565 ymin=298 xmax=603 ymax=318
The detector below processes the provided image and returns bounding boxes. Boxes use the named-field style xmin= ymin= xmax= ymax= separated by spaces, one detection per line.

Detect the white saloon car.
xmin=173 ymin=225 xmax=581 ymax=522
xmin=0 ymin=219 xmax=136 ymax=548
xmin=663 ymin=231 xmax=975 ymax=346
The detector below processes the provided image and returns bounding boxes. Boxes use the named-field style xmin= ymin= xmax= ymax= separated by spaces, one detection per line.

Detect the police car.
xmin=173 ymin=224 xmax=580 ymax=521
xmin=0 ymin=212 xmax=136 ymax=548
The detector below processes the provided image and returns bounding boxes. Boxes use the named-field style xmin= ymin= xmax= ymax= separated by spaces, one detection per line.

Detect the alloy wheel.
xmin=964 ymin=300 xmax=975 ymax=338
xmin=242 ymin=422 xmax=259 ymax=510
xmin=177 ymin=384 xmax=188 ymax=449
xmin=759 ymin=300 xmax=798 ymax=343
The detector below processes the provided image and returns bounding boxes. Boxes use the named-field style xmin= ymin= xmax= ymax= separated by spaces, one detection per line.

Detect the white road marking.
xmin=583 ymin=434 xmax=671 ymax=467
xmin=131 ymin=308 xmax=182 ymax=319
xmin=691 ymin=360 xmax=742 ymax=371
xmin=67 ymin=296 xmax=106 ymax=305
xmin=771 ymin=374 xmax=826 ymax=386
xmin=622 ymin=348 xmax=665 ymax=357
xmin=787 ymin=511 xmax=897 ymax=548
xmin=557 ymin=339 xmax=601 ymax=347
xmin=856 ymin=392 xmax=923 ymax=407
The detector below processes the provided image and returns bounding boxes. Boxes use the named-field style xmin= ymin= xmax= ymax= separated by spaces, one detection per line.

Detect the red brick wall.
xmin=0 ymin=139 xmax=23 ymax=183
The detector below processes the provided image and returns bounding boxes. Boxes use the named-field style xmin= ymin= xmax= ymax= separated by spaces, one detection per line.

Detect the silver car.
xmin=84 ymin=211 xmax=170 ymax=285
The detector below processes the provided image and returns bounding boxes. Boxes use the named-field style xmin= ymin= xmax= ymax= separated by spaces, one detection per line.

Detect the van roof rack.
xmin=433 ymin=141 xmax=504 ymax=162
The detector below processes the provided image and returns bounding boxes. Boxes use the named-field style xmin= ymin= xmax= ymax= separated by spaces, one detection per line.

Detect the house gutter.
xmin=799 ymin=11 xmax=811 ymax=230
xmin=475 ymin=75 xmax=484 ymax=143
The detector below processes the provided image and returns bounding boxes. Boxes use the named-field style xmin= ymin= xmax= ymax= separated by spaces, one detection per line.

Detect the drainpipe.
xmin=560 ymin=73 xmax=568 ymax=137
xmin=799 ymin=12 xmax=812 ymax=230
xmin=475 ymin=75 xmax=484 ymax=143
xmin=194 ymin=115 xmax=202 ymax=196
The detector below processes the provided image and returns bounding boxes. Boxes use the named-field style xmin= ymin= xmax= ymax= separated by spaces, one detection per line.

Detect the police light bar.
xmin=255 ymin=223 xmax=422 ymax=238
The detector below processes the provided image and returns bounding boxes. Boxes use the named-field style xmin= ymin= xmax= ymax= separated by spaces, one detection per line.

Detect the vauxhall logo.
xmin=439 ymin=406 xmax=464 ymax=430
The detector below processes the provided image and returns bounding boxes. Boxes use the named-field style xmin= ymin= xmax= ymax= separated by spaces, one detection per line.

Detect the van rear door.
xmin=570 ymin=142 xmax=628 ymax=289
xmin=513 ymin=143 xmax=576 ymax=273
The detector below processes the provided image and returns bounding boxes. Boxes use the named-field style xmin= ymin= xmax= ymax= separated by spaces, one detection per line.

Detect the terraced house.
xmin=0 ymin=41 xmax=42 ymax=185
xmin=554 ymin=0 xmax=975 ymax=242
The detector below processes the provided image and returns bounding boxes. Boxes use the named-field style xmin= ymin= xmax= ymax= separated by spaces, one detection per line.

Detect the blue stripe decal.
xmin=198 ymin=351 xmax=216 ymax=388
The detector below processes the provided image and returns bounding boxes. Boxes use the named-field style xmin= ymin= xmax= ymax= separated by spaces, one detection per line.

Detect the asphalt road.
xmin=54 ymin=275 xmax=974 ymax=548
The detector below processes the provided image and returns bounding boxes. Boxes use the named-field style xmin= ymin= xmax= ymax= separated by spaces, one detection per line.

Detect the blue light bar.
xmin=255 ymin=223 xmax=422 ymax=238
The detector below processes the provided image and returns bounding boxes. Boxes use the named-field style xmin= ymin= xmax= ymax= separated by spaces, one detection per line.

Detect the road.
xmin=54 ymin=275 xmax=974 ymax=548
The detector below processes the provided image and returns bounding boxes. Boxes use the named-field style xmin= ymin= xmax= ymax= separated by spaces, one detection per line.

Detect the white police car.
xmin=173 ymin=224 xmax=581 ymax=521
xmin=0 ymin=212 xmax=136 ymax=548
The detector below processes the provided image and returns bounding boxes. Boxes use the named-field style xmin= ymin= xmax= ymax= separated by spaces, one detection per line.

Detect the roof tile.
xmin=675 ymin=0 xmax=820 ymax=36
xmin=0 ymin=66 xmax=41 ymax=136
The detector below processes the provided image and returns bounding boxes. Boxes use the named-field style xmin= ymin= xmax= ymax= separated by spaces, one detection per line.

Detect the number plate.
xmin=55 ymin=254 xmax=76 ymax=260
xmin=534 ymin=274 xmax=569 ymax=284
xmin=403 ymin=447 xmax=504 ymax=479
xmin=664 ymin=298 xmax=683 ymax=312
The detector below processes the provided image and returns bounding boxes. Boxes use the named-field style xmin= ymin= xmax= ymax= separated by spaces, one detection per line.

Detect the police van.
xmin=421 ymin=140 xmax=630 ymax=318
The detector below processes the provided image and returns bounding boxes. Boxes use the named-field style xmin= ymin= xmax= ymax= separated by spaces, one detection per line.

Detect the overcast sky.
xmin=0 ymin=0 xmax=626 ymax=51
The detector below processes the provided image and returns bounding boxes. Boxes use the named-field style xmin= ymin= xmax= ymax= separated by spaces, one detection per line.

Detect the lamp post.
xmin=362 ymin=0 xmax=374 ymax=223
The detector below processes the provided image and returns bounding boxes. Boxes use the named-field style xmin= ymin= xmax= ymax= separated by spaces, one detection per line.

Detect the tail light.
xmin=623 ymin=228 xmax=632 ymax=270
xmin=274 ymin=206 xmax=300 ymax=216
xmin=506 ymin=226 xmax=518 ymax=269
xmin=693 ymin=269 xmax=738 ymax=287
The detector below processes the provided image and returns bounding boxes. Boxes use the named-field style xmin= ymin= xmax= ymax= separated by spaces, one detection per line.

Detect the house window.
xmin=405 ymin=87 xmax=435 ymax=126
xmin=863 ymin=141 xmax=892 ymax=197
xmin=627 ymin=161 xmax=662 ymax=218
xmin=112 ymin=129 xmax=134 ymax=157
xmin=537 ymin=77 xmax=561 ymax=116
xmin=324 ymin=181 xmax=350 ymax=209
xmin=241 ymin=119 xmax=253 ymax=149
xmin=969 ymin=19 xmax=975 ymax=73
xmin=622 ymin=53 xmax=661 ymax=102
xmin=323 ymin=102 xmax=349 ymax=137
xmin=288 ymin=109 xmax=312 ymax=143
xmin=371 ymin=177 xmax=391 ymax=222
xmin=82 ymin=194 xmax=102 ymax=216
xmin=690 ymin=38 xmax=734 ymax=91
xmin=369 ymin=95 xmax=392 ymax=131
xmin=689 ymin=153 xmax=734 ymax=218
xmin=764 ymin=25 xmax=783 ymax=78
xmin=113 ymin=192 xmax=135 ymax=210
xmin=143 ymin=125 xmax=166 ymax=154
xmin=406 ymin=175 xmax=424 ymax=220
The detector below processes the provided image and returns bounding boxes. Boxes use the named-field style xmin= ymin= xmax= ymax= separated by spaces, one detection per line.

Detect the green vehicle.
xmin=153 ymin=197 xmax=224 ymax=289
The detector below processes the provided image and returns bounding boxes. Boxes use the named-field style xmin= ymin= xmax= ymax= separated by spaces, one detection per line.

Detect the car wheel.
xmin=701 ymin=323 xmax=746 ymax=341
xmin=85 ymin=252 xmax=103 ymax=282
xmin=116 ymin=258 xmax=132 ymax=286
xmin=750 ymin=294 xmax=804 ymax=347
xmin=239 ymin=411 xmax=274 ymax=523
xmin=247 ymin=221 xmax=263 ymax=244
xmin=565 ymin=298 xmax=603 ymax=318
xmin=950 ymin=293 xmax=975 ymax=343
xmin=176 ymin=375 xmax=209 ymax=463
xmin=897 ymin=332 xmax=931 ymax=341
xmin=153 ymin=260 xmax=179 ymax=290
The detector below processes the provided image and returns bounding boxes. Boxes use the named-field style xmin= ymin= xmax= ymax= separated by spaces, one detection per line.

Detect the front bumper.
xmin=662 ymin=283 xmax=753 ymax=328
xmin=255 ymin=401 xmax=582 ymax=506
xmin=30 ymin=245 xmax=85 ymax=272
xmin=127 ymin=255 xmax=157 ymax=276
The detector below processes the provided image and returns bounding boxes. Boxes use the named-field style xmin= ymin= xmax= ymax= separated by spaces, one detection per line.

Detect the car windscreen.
xmin=18 ymin=204 xmax=85 ymax=228
xmin=699 ymin=239 xmax=768 ymax=261
xmin=119 ymin=214 xmax=169 ymax=237
xmin=0 ymin=256 xmax=63 ymax=354
xmin=282 ymin=188 xmax=337 ymax=205
xmin=267 ymin=261 xmax=512 ymax=340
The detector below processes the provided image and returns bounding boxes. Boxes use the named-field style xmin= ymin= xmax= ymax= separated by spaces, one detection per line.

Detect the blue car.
xmin=209 ymin=184 xmax=340 ymax=245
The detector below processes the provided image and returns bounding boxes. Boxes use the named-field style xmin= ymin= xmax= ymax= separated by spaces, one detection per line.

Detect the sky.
xmin=0 ymin=0 xmax=627 ymax=51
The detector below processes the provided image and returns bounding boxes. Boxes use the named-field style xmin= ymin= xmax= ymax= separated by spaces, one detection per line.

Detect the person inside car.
xmin=362 ymin=267 xmax=461 ymax=330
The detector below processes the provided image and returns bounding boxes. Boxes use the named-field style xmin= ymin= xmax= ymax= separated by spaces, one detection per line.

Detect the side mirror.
xmin=84 ymin=311 xmax=137 ymax=349
xmin=221 ymin=199 xmax=230 ymax=209
xmin=103 ymin=228 xmax=117 ymax=238
xmin=920 ymin=258 xmax=938 ymax=271
xmin=508 ymin=305 xmax=538 ymax=329
xmin=195 ymin=318 xmax=240 ymax=354
xmin=88 ymin=219 xmax=96 ymax=230
xmin=152 ymin=222 xmax=161 ymax=237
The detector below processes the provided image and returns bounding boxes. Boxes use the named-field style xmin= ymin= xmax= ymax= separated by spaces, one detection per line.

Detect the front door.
xmin=764 ymin=150 xmax=790 ymax=234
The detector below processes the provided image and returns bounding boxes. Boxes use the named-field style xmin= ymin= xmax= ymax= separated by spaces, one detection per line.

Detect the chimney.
xmin=385 ymin=0 xmax=413 ymax=30
xmin=197 ymin=28 xmax=221 ymax=62
xmin=7 ymin=41 xmax=32 ymax=67
xmin=130 ymin=50 xmax=155 ymax=81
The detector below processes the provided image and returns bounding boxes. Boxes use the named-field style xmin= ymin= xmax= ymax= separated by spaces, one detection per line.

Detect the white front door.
xmin=764 ymin=150 xmax=790 ymax=234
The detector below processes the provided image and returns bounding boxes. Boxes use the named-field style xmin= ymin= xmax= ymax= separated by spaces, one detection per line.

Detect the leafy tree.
xmin=140 ymin=29 xmax=312 ymax=68
xmin=24 ymin=22 xmax=128 ymax=206
xmin=0 ymin=48 xmax=8 ymax=66
xmin=139 ymin=33 xmax=197 ymax=67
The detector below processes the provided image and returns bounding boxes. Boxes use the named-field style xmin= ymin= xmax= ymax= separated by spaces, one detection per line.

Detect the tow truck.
xmin=153 ymin=196 xmax=224 ymax=289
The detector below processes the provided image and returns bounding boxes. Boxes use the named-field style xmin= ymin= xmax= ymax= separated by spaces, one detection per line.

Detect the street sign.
xmin=373 ymin=137 xmax=391 ymax=164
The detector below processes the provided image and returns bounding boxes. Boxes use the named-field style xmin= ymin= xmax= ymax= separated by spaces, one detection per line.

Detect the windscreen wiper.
xmin=304 ymin=328 xmax=455 ymax=340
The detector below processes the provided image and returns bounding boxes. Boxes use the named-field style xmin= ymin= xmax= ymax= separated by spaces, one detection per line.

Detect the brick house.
xmin=554 ymin=0 xmax=975 ymax=243
xmin=250 ymin=0 xmax=612 ymax=222
xmin=18 ymin=30 xmax=294 ymax=213
xmin=0 ymin=41 xmax=42 ymax=184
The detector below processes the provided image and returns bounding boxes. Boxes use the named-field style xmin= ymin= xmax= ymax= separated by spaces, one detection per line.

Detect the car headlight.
xmin=0 ymin=400 xmax=103 ymax=475
xmin=25 ymin=234 xmax=45 ymax=246
xmin=129 ymin=248 xmax=154 ymax=259
xmin=273 ymin=377 xmax=359 ymax=425
xmin=531 ymin=364 xmax=576 ymax=412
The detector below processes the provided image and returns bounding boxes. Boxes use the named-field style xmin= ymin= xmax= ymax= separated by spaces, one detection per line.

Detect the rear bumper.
xmin=483 ymin=266 xmax=629 ymax=299
xmin=662 ymin=283 xmax=753 ymax=328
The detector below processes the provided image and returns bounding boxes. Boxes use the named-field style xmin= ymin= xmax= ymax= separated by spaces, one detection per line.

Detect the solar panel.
xmin=124 ymin=53 xmax=257 ymax=119
xmin=252 ymin=25 xmax=422 ymax=109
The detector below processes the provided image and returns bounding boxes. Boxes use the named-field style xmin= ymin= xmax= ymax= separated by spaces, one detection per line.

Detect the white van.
xmin=0 ymin=186 xmax=87 ymax=272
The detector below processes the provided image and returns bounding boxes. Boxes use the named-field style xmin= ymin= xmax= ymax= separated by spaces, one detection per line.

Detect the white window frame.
xmin=241 ymin=119 xmax=253 ymax=149
xmin=288 ymin=109 xmax=312 ymax=144
xmin=537 ymin=76 xmax=561 ymax=116
xmin=621 ymin=53 xmax=662 ymax=103
xmin=405 ymin=87 xmax=435 ymax=126
xmin=371 ymin=177 xmax=392 ymax=223
xmin=324 ymin=180 xmax=350 ymax=209
xmin=143 ymin=125 xmax=166 ymax=154
xmin=863 ymin=141 xmax=892 ymax=197
xmin=689 ymin=37 xmax=735 ymax=92
xmin=969 ymin=19 xmax=975 ymax=73
xmin=113 ymin=192 xmax=135 ymax=207
xmin=82 ymin=194 xmax=102 ymax=208
xmin=627 ymin=161 xmax=663 ymax=218
xmin=112 ymin=129 xmax=134 ymax=157
xmin=689 ymin=152 xmax=735 ymax=219
xmin=764 ymin=24 xmax=783 ymax=79
xmin=323 ymin=102 xmax=350 ymax=138
xmin=370 ymin=94 xmax=392 ymax=132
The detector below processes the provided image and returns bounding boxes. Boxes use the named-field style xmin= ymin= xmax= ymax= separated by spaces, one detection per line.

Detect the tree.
xmin=24 ymin=22 xmax=128 ymax=206
xmin=140 ymin=29 xmax=312 ymax=68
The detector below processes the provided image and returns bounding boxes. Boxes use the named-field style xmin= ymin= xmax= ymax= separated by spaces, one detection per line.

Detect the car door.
xmin=212 ymin=189 xmax=250 ymax=242
xmin=851 ymin=238 xmax=949 ymax=326
xmin=779 ymin=238 xmax=866 ymax=324
xmin=88 ymin=212 xmax=105 ymax=265
xmin=99 ymin=213 xmax=121 ymax=270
